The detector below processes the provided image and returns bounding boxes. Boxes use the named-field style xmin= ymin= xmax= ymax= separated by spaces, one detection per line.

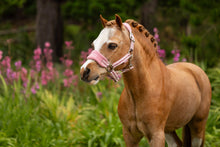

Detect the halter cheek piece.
xmin=87 ymin=23 xmax=135 ymax=82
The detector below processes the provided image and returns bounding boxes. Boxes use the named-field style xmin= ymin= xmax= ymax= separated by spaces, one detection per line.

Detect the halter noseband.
xmin=87 ymin=23 xmax=135 ymax=82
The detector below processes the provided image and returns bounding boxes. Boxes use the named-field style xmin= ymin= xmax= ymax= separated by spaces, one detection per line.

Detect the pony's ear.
xmin=115 ymin=14 xmax=122 ymax=28
xmin=100 ymin=14 xmax=108 ymax=27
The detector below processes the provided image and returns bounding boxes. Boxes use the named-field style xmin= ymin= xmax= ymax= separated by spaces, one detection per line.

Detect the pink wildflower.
xmin=44 ymin=48 xmax=53 ymax=61
xmin=6 ymin=68 xmax=18 ymax=82
xmin=35 ymin=83 xmax=40 ymax=89
xmin=171 ymin=49 xmax=180 ymax=55
xmin=157 ymin=49 xmax=166 ymax=59
xmin=34 ymin=47 xmax=42 ymax=60
xmin=31 ymin=83 xmax=40 ymax=94
xmin=80 ymin=48 xmax=93 ymax=65
xmin=31 ymin=86 xmax=36 ymax=94
xmin=34 ymin=55 xmax=40 ymax=60
xmin=45 ymin=42 xmax=51 ymax=48
xmin=173 ymin=56 xmax=179 ymax=62
xmin=171 ymin=50 xmax=180 ymax=62
xmin=41 ymin=71 xmax=48 ymax=85
xmin=63 ymin=79 xmax=69 ymax=87
xmin=15 ymin=60 xmax=22 ymax=70
xmin=23 ymin=82 xmax=27 ymax=88
xmin=153 ymin=27 xmax=158 ymax=33
xmin=96 ymin=92 xmax=102 ymax=98
xmin=21 ymin=67 xmax=28 ymax=85
xmin=46 ymin=62 xmax=53 ymax=71
xmin=6 ymin=68 xmax=12 ymax=79
xmin=1 ymin=56 xmax=11 ymax=68
xmin=65 ymin=59 xmax=73 ymax=67
xmin=153 ymin=27 xmax=165 ymax=61
xmin=63 ymin=69 xmax=73 ymax=77
xmin=34 ymin=47 xmax=42 ymax=55
xmin=65 ymin=41 xmax=72 ymax=47
xmin=182 ymin=58 xmax=187 ymax=62
xmin=36 ymin=60 xmax=42 ymax=72
xmin=0 ymin=50 xmax=3 ymax=60
xmin=30 ymin=69 xmax=36 ymax=79
xmin=21 ymin=67 xmax=27 ymax=75
xmin=65 ymin=41 xmax=74 ymax=50
xmin=154 ymin=34 xmax=160 ymax=42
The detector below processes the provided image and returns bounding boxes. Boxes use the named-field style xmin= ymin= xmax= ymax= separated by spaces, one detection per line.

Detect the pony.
xmin=80 ymin=14 xmax=211 ymax=147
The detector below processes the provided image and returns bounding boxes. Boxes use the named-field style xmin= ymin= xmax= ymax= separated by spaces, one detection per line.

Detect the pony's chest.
xmin=118 ymin=93 xmax=150 ymax=135
xmin=118 ymin=103 xmax=143 ymax=135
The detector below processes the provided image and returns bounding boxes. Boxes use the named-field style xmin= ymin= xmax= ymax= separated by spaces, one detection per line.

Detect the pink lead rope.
xmin=87 ymin=23 xmax=135 ymax=82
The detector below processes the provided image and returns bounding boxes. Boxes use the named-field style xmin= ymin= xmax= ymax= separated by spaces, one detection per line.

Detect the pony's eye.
xmin=108 ymin=43 xmax=118 ymax=50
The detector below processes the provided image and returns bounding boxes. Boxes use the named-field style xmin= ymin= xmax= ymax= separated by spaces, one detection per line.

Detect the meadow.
xmin=0 ymin=27 xmax=220 ymax=147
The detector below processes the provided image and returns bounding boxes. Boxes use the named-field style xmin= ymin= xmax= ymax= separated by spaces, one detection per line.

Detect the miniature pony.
xmin=80 ymin=14 xmax=211 ymax=147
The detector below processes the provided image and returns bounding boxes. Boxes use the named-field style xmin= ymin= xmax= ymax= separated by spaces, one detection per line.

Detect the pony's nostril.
xmin=85 ymin=68 xmax=90 ymax=76
xmin=82 ymin=68 xmax=90 ymax=81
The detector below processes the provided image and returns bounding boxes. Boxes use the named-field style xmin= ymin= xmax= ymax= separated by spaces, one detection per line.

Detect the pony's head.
xmin=80 ymin=14 xmax=134 ymax=84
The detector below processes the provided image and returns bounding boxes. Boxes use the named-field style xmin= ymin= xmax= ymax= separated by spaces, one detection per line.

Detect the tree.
xmin=141 ymin=0 xmax=158 ymax=34
xmin=36 ymin=0 xmax=64 ymax=61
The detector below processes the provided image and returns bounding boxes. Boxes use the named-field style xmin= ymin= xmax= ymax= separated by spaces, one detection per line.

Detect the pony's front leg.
xmin=122 ymin=126 xmax=143 ymax=147
xmin=148 ymin=131 xmax=165 ymax=147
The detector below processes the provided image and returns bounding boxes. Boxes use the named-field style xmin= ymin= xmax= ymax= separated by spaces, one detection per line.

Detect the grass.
xmin=0 ymin=67 xmax=220 ymax=147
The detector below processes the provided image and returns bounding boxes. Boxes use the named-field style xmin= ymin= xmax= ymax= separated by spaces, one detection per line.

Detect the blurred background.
xmin=0 ymin=0 xmax=220 ymax=147
xmin=0 ymin=0 xmax=219 ymax=66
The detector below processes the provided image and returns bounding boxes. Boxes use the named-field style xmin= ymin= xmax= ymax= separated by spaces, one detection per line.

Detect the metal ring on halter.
xmin=106 ymin=64 xmax=113 ymax=72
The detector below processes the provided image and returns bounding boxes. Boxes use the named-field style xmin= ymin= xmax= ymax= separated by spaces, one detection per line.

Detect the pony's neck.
xmin=122 ymin=41 xmax=167 ymax=99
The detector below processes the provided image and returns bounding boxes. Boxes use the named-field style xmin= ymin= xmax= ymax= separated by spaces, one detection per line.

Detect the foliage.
xmin=207 ymin=68 xmax=220 ymax=104
xmin=71 ymin=83 xmax=125 ymax=147
xmin=205 ymin=103 xmax=220 ymax=147
xmin=0 ymin=0 xmax=35 ymax=20
xmin=0 ymin=64 xmax=125 ymax=146
xmin=158 ymin=0 xmax=220 ymax=67
xmin=62 ymin=0 xmax=144 ymax=26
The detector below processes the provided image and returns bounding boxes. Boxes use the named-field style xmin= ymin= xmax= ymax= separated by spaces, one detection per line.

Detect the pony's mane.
xmin=125 ymin=19 xmax=158 ymax=55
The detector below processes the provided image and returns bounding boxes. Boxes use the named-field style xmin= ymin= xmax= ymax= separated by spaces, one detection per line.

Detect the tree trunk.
xmin=36 ymin=0 xmax=63 ymax=61
xmin=141 ymin=0 xmax=158 ymax=34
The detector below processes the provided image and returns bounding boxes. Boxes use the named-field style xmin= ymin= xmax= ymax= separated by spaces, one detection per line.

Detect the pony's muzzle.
xmin=80 ymin=61 xmax=104 ymax=85
xmin=81 ymin=67 xmax=100 ymax=83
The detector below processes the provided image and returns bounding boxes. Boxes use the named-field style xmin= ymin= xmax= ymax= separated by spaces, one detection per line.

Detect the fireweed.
xmin=153 ymin=27 xmax=186 ymax=62
xmin=0 ymin=41 xmax=78 ymax=95
xmin=154 ymin=27 xmax=166 ymax=61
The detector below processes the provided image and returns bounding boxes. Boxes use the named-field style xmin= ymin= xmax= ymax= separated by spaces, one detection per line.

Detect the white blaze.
xmin=81 ymin=27 xmax=116 ymax=70
xmin=93 ymin=27 xmax=115 ymax=51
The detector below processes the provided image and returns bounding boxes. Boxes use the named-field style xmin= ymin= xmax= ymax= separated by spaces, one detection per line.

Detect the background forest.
xmin=0 ymin=0 xmax=220 ymax=146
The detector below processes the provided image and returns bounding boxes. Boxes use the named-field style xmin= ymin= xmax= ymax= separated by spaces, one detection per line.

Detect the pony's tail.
xmin=183 ymin=125 xmax=191 ymax=147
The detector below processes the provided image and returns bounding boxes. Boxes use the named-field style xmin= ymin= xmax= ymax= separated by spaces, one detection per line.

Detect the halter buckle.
xmin=130 ymin=33 xmax=135 ymax=42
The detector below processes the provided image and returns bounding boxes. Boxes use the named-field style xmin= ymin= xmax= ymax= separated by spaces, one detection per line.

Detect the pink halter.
xmin=87 ymin=23 xmax=135 ymax=82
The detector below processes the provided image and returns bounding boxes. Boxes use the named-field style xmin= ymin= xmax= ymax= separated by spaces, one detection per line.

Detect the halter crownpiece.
xmin=87 ymin=23 xmax=135 ymax=82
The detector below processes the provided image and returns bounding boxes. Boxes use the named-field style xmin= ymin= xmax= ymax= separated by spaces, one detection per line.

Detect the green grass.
xmin=0 ymin=68 xmax=220 ymax=147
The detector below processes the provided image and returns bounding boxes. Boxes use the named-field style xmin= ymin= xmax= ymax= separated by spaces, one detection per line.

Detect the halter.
xmin=87 ymin=23 xmax=135 ymax=82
